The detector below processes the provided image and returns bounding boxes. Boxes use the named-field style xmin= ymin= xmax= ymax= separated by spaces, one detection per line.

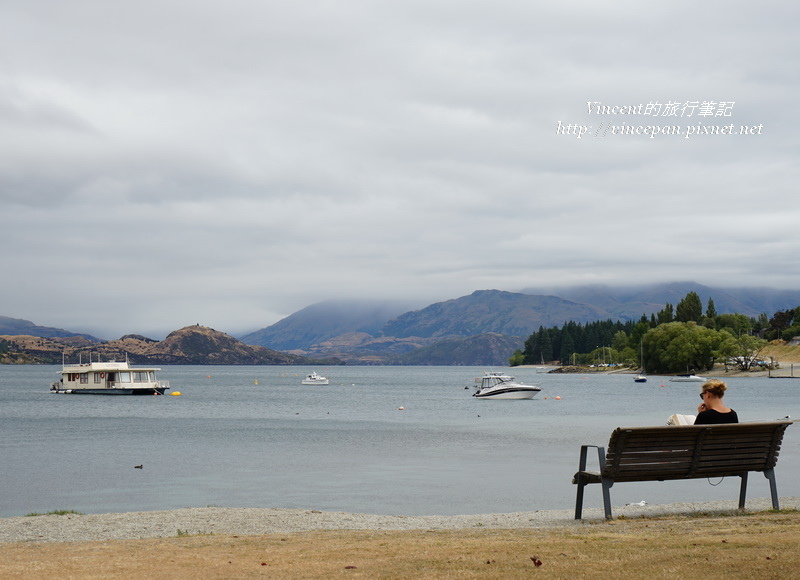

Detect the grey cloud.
xmin=1 ymin=1 xmax=798 ymax=338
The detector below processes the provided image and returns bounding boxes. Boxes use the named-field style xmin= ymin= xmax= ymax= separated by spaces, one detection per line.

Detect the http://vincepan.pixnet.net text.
xmin=556 ymin=101 xmax=763 ymax=139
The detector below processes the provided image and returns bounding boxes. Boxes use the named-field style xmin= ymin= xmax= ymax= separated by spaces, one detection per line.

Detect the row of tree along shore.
xmin=511 ymin=291 xmax=800 ymax=374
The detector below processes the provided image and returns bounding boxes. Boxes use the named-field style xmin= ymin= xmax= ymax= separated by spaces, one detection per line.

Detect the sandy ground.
xmin=3 ymin=498 xmax=800 ymax=544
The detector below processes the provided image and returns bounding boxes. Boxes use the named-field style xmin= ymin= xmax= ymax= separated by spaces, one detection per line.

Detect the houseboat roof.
xmin=60 ymin=361 xmax=162 ymax=372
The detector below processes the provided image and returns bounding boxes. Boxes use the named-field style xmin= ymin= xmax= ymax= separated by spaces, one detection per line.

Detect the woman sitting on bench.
xmin=695 ymin=379 xmax=739 ymax=424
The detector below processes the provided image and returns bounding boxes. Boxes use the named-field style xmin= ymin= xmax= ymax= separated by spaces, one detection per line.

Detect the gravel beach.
xmin=3 ymin=498 xmax=799 ymax=544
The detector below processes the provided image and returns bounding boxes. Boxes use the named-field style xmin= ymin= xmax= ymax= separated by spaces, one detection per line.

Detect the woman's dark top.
xmin=694 ymin=408 xmax=739 ymax=424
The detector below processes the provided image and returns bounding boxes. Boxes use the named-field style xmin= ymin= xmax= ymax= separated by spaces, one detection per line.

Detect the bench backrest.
xmin=602 ymin=421 xmax=792 ymax=483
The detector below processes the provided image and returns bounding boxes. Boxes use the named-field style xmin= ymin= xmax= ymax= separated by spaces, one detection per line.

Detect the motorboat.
xmin=634 ymin=374 xmax=648 ymax=383
xmin=51 ymin=359 xmax=169 ymax=395
xmin=472 ymin=372 xmax=541 ymax=400
xmin=301 ymin=372 xmax=329 ymax=385
xmin=669 ymin=374 xmax=707 ymax=382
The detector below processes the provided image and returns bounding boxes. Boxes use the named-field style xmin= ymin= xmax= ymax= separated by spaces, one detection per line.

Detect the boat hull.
xmin=473 ymin=387 xmax=541 ymax=400
xmin=669 ymin=375 xmax=707 ymax=382
xmin=51 ymin=387 xmax=168 ymax=395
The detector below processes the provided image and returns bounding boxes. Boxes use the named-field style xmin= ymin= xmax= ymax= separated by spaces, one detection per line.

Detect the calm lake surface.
xmin=1 ymin=365 xmax=798 ymax=517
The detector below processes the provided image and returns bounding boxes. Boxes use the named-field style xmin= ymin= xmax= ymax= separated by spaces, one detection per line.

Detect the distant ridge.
xmin=0 ymin=316 xmax=101 ymax=341
xmin=240 ymin=299 xmax=422 ymax=351
xmin=4 ymin=282 xmax=800 ymax=366
xmin=1 ymin=325 xmax=342 ymax=366
xmin=241 ymin=283 xmax=800 ymax=364
xmin=521 ymin=282 xmax=800 ymax=319
xmin=381 ymin=290 xmax=609 ymax=338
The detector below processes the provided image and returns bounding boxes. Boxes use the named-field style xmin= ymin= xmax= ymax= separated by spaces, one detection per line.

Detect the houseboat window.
xmin=133 ymin=371 xmax=147 ymax=383
xmin=149 ymin=371 xmax=156 ymax=382
xmin=94 ymin=373 xmax=102 ymax=383
xmin=119 ymin=372 xmax=131 ymax=383
xmin=80 ymin=373 xmax=89 ymax=384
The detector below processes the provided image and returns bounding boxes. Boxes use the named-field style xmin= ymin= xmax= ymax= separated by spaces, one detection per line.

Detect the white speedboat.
xmin=51 ymin=360 xmax=169 ymax=395
xmin=669 ymin=374 xmax=707 ymax=382
xmin=472 ymin=372 xmax=541 ymax=399
xmin=301 ymin=372 xmax=329 ymax=385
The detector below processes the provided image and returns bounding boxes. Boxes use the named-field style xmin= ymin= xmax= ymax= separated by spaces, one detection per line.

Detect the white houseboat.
xmin=51 ymin=360 xmax=170 ymax=395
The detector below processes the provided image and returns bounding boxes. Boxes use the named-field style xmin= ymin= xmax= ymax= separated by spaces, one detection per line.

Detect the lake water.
xmin=1 ymin=365 xmax=798 ymax=517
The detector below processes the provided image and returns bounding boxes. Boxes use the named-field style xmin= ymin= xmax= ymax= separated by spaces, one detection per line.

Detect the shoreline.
xmin=515 ymin=364 xmax=800 ymax=379
xmin=3 ymin=498 xmax=799 ymax=543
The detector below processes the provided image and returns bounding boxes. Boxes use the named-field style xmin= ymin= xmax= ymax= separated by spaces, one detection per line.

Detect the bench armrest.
xmin=578 ymin=444 xmax=606 ymax=473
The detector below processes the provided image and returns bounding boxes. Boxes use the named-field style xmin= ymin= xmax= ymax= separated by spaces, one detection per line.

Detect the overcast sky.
xmin=1 ymin=1 xmax=798 ymax=339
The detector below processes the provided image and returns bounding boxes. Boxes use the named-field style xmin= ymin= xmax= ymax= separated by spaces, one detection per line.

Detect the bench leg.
xmin=573 ymin=445 xmax=608 ymax=520
xmin=738 ymin=472 xmax=748 ymax=509
xmin=575 ymin=476 xmax=587 ymax=520
xmin=764 ymin=468 xmax=779 ymax=510
xmin=601 ymin=479 xmax=613 ymax=519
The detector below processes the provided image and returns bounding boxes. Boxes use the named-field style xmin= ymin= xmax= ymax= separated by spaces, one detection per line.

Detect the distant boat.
xmin=301 ymin=372 xmax=329 ymax=385
xmin=634 ymin=339 xmax=647 ymax=382
xmin=669 ymin=374 xmax=707 ymax=383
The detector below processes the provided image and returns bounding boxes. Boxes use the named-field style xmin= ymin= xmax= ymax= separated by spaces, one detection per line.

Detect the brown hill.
xmin=0 ymin=325 xmax=342 ymax=366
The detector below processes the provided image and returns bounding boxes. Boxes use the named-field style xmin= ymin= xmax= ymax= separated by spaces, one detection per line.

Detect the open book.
xmin=666 ymin=414 xmax=696 ymax=425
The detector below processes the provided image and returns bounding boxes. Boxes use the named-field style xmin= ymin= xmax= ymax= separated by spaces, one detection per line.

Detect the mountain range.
xmin=3 ymin=282 xmax=800 ymax=366
xmin=0 ymin=325 xmax=342 ymax=366
xmin=240 ymin=282 xmax=800 ymax=364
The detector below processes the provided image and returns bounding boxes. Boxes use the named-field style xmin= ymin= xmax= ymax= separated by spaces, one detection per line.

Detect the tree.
xmin=508 ymin=349 xmax=525 ymax=367
xmin=559 ymin=328 xmax=575 ymax=365
xmin=539 ymin=328 xmax=553 ymax=362
xmin=716 ymin=313 xmax=753 ymax=337
xmin=611 ymin=331 xmax=628 ymax=352
xmin=766 ymin=309 xmax=795 ymax=341
xmin=522 ymin=326 xmax=552 ymax=364
xmin=717 ymin=332 xmax=768 ymax=371
xmin=753 ymin=313 xmax=770 ymax=336
xmin=701 ymin=297 xmax=718 ymax=329
xmin=657 ymin=303 xmax=674 ymax=324
xmin=642 ymin=322 xmax=722 ymax=373
xmin=675 ymin=291 xmax=703 ymax=323
xmin=780 ymin=306 xmax=800 ymax=341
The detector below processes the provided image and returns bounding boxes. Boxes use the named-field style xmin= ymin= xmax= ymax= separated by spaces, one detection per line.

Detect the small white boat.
xmin=634 ymin=341 xmax=647 ymax=382
xmin=472 ymin=372 xmax=541 ymax=400
xmin=51 ymin=360 xmax=169 ymax=395
xmin=301 ymin=372 xmax=329 ymax=385
xmin=669 ymin=374 xmax=707 ymax=382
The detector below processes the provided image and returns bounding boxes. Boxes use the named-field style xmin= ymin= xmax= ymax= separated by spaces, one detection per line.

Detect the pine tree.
xmin=676 ymin=292 xmax=703 ymax=322
xmin=706 ymin=297 xmax=717 ymax=319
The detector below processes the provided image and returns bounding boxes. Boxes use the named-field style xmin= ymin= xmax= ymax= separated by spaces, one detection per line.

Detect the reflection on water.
xmin=1 ymin=365 xmax=797 ymax=517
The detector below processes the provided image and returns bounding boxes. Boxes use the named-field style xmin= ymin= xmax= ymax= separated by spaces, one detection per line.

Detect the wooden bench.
xmin=572 ymin=421 xmax=792 ymax=519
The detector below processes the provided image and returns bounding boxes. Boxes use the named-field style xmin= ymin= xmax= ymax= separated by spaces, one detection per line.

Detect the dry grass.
xmin=2 ymin=511 xmax=799 ymax=579
xmin=762 ymin=343 xmax=800 ymax=364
